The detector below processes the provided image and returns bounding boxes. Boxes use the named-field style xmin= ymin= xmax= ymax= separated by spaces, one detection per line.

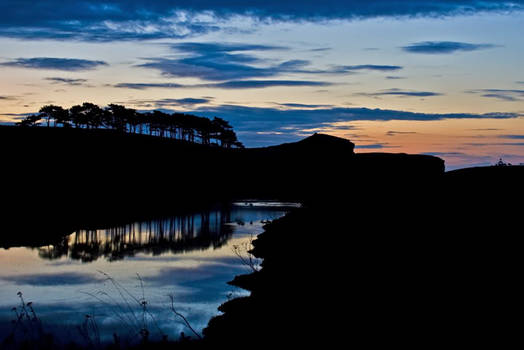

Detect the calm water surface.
xmin=0 ymin=201 xmax=298 ymax=345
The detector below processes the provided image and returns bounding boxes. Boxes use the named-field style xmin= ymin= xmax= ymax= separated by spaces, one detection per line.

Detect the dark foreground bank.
xmin=203 ymin=165 xmax=522 ymax=348
xmin=1 ymin=126 xmax=522 ymax=348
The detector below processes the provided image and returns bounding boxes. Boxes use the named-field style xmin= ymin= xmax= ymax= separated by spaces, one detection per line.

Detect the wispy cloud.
xmin=355 ymin=143 xmax=396 ymax=149
xmin=45 ymin=77 xmax=88 ymax=86
xmin=275 ymin=103 xmax=333 ymax=108
xmin=115 ymin=80 xmax=333 ymax=90
xmin=114 ymin=82 xmax=185 ymax=90
xmin=204 ymin=80 xmax=332 ymax=89
xmin=466 ymin=142 xmax=524 ymax=147
xmin=498 ymin=134 xmax=524 ymax=140
xmin=0 ymin=57 xmax=108 ymax=71
xmin=467 ymin=89 xmax=524 ymax=101
xmin=340 ymin=65 xmax=402 ymax=72
xmin=126 ymin=97 xmax=213 ymax=108
xmin=136 ymin=43 xmax=399 ymax=81
xmin=386 ymin=131 xmax=417 ymax=136
xmin=137 ymin=43 xmax=288 ymax=81
xmin=423 ymin=152 xmax=466 ymax=156
xmin=357 ymin=88 xmax=443 ymax=98
xmin=402 ymin=41 xmax=497 ymax=54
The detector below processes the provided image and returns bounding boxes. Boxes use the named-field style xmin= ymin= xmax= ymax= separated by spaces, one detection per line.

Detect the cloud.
xmin=188 ymin=104 xmax=521 ymax=146
xmin=137 ymin=43 xmax=290 ymax=81
xmin=423 ymin=152 xmax=467 ymax=156
xmin=112 ymin=103 xmax=520 ymax=147
xmin=467 ymin=89 xmax=524 ymax=101
xmin=481 ymin=94 xmax=519 ymax=101
xmin=0 ymin=2 xmax=218 ymax=41
xmin=114 ymin=82 xmax=185 ymax=90
xmin=498 ymin=134 xmax=524 ymax=140
xmin=402 ymin=41 xmax=497 ymax=54
xmin=137 ymin=57 xmax=275 ymax=81
xmin=0 ymin=2 xmax=522 ymax=41
xmin=310 ymin=47 xmax=331 ymax=52
xmin=127 ymin=97 xmax=212 ymax=108
xmin=358 ymin=88 xmax=443 ymax=98
xmin=386 ymin=76 xmax=406 ymax=80
xmin=115 ymin=80 xmax=333 ymax=90
xmin=170 ymin=42 xmax=284 ymax=54
xmin=206 ymin=80 xmax=332 ymax=89
xmin=0 ymin=57 xmax=108 ymax=71
xmin=355 ymin=143 xmax=395 ymax=149
xmin=163 ymin=98 xmax=211 ymax=106
xmin=275 ymin=103 xmax=333 ymax=108
xmin=339 ymin=65 xmax=402 ymax=72
xmin=386 ymin=131 xmax=417 ymax=136
xmin=196 ymin=105 xmax=521 ymax=127
xmin=470 ymin=128 xmax=501 ymax=131
xmin=136 ymin=43 xmax=395 ymax=81
xmin=45 ymin=77 xmax=88 ymax=86
xmin=0 ymin=272 xmax=102 ymax=286
xmin=466 ymin=142 xmax=524 ymax=147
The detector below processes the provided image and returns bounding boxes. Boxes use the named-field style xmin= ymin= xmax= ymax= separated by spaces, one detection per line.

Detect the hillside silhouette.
xmin=16 ymin=103 xmax=244 ymax=148
xmin=1 ymin=125 xmax=442 ymax=233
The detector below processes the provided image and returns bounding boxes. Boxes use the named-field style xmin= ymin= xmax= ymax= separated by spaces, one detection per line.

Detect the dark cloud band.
xmin=402 ymin=41 xmax=497 ymax=54
xmin=0 ymin=1 xmax=522 ymax=41
xmin=186 ymin=105 xmax=522 ymax=146
xmin=0 ymin=57 xmax=108 ymax=71
xmin=115 ymin=80 xmax=333 ymax=90
xmin=357 ymin=89 xmax=443 ymax=98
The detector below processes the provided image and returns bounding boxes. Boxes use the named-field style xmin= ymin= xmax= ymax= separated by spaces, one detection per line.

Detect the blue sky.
xmin=0 ymin=1 xmax=523 ymax=168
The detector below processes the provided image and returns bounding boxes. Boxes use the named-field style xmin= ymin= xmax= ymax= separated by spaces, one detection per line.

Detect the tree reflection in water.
xmin=38 ymin=210 xmax=233 ymax=263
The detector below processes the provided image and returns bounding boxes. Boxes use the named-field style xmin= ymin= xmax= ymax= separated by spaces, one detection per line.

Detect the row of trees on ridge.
xmin=16 ymin=103 xmax=243 ymax=148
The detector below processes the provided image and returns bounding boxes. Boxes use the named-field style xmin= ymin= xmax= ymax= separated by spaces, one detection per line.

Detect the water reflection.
xmin=0 ymin=201 xmax=298 ymax=345
xmin=37 ymin=211 xmax=233 ymax=262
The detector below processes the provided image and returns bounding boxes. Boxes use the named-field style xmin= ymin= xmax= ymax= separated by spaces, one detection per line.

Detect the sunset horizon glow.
xmin=1 ymin=1 xmax=523 ymax=169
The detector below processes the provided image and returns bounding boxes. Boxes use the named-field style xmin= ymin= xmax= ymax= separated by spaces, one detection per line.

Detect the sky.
xmin=0 ymin=1 xmax=523 ymax=169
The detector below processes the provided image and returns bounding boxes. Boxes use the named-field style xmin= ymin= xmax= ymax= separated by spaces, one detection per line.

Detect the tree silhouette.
xmin=16 ymin=114 xmax=41 ymax=127
xmin=17 ymin=102 xmax=244 ymax=148
xmin=39 ymin=105 xmax=68 ymax=127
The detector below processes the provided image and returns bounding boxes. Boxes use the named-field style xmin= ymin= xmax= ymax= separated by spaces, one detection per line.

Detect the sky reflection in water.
xmin=0 ymin=202 xmax=297 ymax=344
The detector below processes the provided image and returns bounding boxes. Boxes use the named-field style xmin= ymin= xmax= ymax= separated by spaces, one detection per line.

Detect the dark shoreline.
xmin=203 ymin=163 xmax=523 ymax=348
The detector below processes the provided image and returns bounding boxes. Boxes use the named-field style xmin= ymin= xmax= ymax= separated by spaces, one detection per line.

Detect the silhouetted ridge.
xmin=260 ymin=132 xmax=355 ymax=154
xmin=354 ymin=152 xmax=445 ymax=180
xmin=16 ymin=102 xmax=244 ymax=148
xmin=298 ymin=132 xmax=355 ymax=150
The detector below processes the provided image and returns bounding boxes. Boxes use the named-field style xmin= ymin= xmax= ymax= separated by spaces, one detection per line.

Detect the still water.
xmin=0 ymin=201 xmax=298 ymax=345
